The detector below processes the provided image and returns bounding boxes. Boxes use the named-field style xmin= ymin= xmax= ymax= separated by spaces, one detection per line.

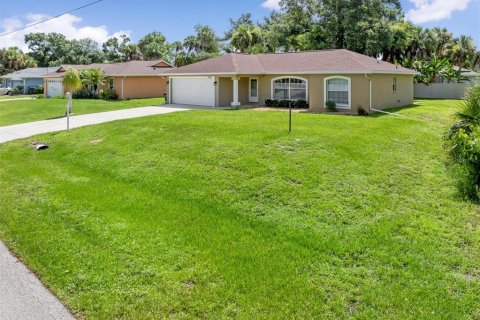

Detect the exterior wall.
xmin=256 ymin=74 xmax=370 ymax=113
xmin=113 ymin=76 xmax=167 ymax=99
xmin=218 ymin=77 xmax=233 ymax=107
xmin=370 ymin=74 xmax=414 ymax=110
xmin=4 ymin=78 xmax=44 ymax=93
xmin=171 ymin=73 xmax=414 ymax=113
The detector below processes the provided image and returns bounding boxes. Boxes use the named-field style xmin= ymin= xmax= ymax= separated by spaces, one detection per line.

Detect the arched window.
xmin=324 ymin=76 xmax=351 ymax=109
xmin=272 ymin=77 xmax=308 ymax=101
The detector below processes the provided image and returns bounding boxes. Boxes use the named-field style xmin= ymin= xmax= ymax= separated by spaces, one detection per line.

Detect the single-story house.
xmin=1 ymin=67 xmax=59 ymax=93
xmin=161 ymin=49 xmax=416 ymax=113
xmin=43 ymin=60 xmax=173 ymax=98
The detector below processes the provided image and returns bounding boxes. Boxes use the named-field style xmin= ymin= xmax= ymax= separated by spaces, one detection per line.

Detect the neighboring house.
xmin=1 ymin=67 xmax=59 ymax=93
xmin=434 ymin=66 xmax=478 ymax=83
xmin=43 ymin=60 xmax=173 ymax=98
xmin=161 ymin=49 xmax=416 ymax=113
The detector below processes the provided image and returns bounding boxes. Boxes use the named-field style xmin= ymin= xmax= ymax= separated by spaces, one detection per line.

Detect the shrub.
xmin=445 ymin=82 xmax=480 ymax=200
xmin=99 ymin=89 xmax=118 ymax=101
xmin=73 ymin=88 xmax=92 ymax=99
xmin=13 ymin=86 xmax=24 ymax=95
xmin=264 ymin=99 xmax=309 ymax=109
xmin=35 ymin=85 xmax=44 ymax=94
xmin=325 ymin=100 xmax=337 ymax=112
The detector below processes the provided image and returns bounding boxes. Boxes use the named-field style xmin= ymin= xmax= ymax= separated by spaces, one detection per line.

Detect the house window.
xmin=393 ymin=77 xmax=397 ymax=94
xmin=109 ymin=78 xmax=114 ymax=90
xmin=272 ymin=77 xmax=307 ymax=100
xmin=324 ymin=76 xmax=351 ymax=108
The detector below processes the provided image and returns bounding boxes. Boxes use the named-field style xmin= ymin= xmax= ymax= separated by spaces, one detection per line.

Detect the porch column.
xmin=231 ymin=77 xmax=241 ymax=107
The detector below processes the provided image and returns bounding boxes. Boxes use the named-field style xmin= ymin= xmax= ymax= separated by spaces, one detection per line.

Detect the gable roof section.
xmin=44 ymin=60 xmax=173 ymax=78
xmin=162 ymin=49 xmax=416 ymax=75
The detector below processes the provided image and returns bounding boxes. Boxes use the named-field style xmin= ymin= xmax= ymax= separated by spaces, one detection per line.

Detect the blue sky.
xmin=0 ymin=0 xmax=478 ymax=50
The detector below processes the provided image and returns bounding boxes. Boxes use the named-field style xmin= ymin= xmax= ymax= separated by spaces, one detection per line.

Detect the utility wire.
xmin=0 ymin=0 xmax=104 ymax=38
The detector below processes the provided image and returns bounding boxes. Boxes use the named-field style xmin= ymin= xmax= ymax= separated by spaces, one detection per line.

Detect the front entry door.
xmin=249 ymin=78 xmax=259 ymax=103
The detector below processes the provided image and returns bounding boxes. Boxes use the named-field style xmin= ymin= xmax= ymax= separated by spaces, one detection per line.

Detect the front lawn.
xmin=0 ymin=97 xmax=165 ymax=126
xmin=0 ymin=99 xmax=479 ymax=319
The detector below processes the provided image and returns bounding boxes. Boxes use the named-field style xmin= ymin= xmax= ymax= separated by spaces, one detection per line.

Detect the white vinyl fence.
xmin=414 ymin=83 xmax=473 ymax=99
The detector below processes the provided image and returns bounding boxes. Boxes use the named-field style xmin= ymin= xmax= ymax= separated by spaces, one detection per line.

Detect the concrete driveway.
xmin=0 ymin=105 xmax=190 ymax=319
xmin=0 ymin=106 xmax=190 ymax=143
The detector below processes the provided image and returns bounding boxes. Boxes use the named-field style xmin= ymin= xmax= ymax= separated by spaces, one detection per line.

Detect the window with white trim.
xmin=273 ymin=78 xmax=307 ymax=100
xmin=109 ymin=78 xmax=114 ymax=90
xmin=325 ymin=77 xmax=350 ymax=108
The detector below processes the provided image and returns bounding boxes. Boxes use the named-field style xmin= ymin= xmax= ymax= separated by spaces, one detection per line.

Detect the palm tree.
xmin=446 ymin=35 xmax=477 ymax=70
xmin=62 ymin=68 xmax=82 ymax=114
xmin=231 ymin=25 xmax=263 ymax=53
xmin=87 ymin=68 xmax=105 ymax=97
xmin=432 ymin=27 xmax=453 ymax=57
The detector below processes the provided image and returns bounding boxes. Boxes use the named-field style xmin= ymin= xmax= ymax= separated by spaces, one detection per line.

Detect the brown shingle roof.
xmin=162 ymin=49 xmax=415 ymax=75
xmin=44 ymin=60 xmax=173 ymax=78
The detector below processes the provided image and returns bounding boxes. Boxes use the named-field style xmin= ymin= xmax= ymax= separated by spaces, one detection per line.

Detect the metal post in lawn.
xmin=289 ymin=100 xmax=292 ymax=133
xmin=66 ymin=92 xmax=72 ymax=131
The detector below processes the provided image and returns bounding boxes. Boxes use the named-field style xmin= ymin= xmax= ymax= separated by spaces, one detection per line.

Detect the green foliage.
xmin=13 ymin=85 xmax=24 ymax=95
xmin=0 ymin=47 xmax=37 ymax=75
xmin=62 ymin=68 xmax=82 ymax=93
xmin=34 ymin=85 xmax=44 ymax=94
xmin=325 ymin=100 xmax=337 ymax=112
xmin=72 ymin=88 xmax=92 ymax=99
xmin=138 ymin=32 xmax=173 ymax=61
xmin=230 ymin=25 xmax=263 ymax=53
xmin=99 ymin=89 xmax=118 ymax=101
xmin=412 ymin=55 xmax=465 ymax=84
xmin=265 ymin=99 xmax=309 ymax=108
xmin=445 ymin=82 xmax=480 ymax=200
xmin=25 ymin=33 xmax=103 ymax=67
xmin=173 ymin=25 xmax=220 ymax=67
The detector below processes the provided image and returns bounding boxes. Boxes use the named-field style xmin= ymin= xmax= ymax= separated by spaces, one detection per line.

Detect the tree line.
xmin=1 ymin=0 xmax=479 ymax=79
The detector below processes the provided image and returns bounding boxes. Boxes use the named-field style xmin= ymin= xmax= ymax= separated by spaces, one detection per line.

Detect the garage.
xmin=171 ymin=77 xmax=215 ymax=107
xmin=46 ymin=79 xmax=63 ymax=97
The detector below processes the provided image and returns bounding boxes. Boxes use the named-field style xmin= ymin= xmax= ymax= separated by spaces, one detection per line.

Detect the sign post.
xmin=289 ymin=100 xmax=292 ymax=133
xmin=66 ymin=92 xmax=72 ymax=131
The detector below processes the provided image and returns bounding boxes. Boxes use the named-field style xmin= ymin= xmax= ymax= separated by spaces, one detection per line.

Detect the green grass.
xmin=0 ymin=97 xmax=165 ymax=126
xmin=0 ymin=99 xmax=479 ymax=319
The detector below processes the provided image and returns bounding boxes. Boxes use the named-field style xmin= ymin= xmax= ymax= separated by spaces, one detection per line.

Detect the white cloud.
xmin=0 ymin=13 xmax=131 ymax=51
xmin=262 ymin=0 xmax=281 ymax=10
xmin=406 ymin=0 xmax=471 ymax=24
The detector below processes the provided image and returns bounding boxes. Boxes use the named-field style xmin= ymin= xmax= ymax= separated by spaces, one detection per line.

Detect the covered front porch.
xmin=217 ymin=76 xmax=260 ymax=108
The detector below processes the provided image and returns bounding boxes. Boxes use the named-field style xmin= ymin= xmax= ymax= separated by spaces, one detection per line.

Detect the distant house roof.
xmin=453 ymin=66 xmax=478 ymax=77
xmin=1 ymin=67 xmax=59 ymax=80
xmin=43 ymin=60 xmax=173 ymax=78
xmin=162 ymin=49 xmax=416 ymax=76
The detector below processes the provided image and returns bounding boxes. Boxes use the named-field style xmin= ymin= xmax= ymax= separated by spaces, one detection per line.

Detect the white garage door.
xmin=171 ymin=77 xmax=215 ymax=107
xmin=47 ymin=80 xmax=63 ymax=97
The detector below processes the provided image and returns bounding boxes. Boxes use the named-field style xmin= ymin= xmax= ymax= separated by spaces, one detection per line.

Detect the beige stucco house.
xmin=43 ymin=60 xmax=173 ymax=99
xmin=162 ymin=49 xmax=416 ymax=113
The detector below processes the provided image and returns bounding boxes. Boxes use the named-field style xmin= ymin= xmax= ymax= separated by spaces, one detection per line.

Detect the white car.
xmin=0 ymin=86 xmax=12 ymax=96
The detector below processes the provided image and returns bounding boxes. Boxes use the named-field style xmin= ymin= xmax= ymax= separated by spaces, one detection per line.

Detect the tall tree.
xmin=0 ymin=47 xmax=37 ymax=75
xmin=230 ymin=25 xmax=263 ymax=53
xmin=138 ymin=32 xmax=173 ymax=61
